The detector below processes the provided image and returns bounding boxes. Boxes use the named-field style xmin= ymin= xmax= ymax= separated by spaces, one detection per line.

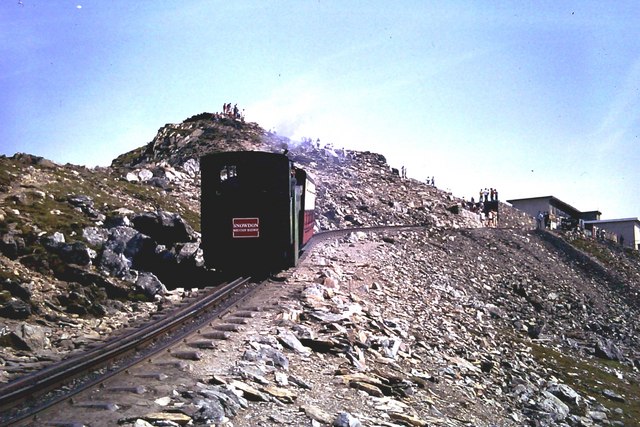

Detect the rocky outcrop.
xmin=1 ymin=115 xmax=639 ymax=425
xmin=131 ymin=211 xmax=198 ymax=245
xmin=226 ymin=230 xmax=638 ymax=426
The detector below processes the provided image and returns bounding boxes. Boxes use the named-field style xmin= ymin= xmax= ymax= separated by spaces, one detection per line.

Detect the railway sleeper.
xmin=214 ymin=324 xmax=244 ymax=332
xmin=170 ymin=350 xmax=203 ymax=361
xmin=233 ymin=311 xmax=258 ymax=318
xmin=151 ymin=360 xmax=190 ymax=370
xmin=132 ymin=372 xmax=168 ymax=380
xmin=39 ymin=419 xmax=87 ymax=427
xmin=199 ymin=331 xmax=231 ymax=340
xmin=104 ymin=385 xmax=147 ymax=394
xmin=225 ymin=317 xmax=250 ymax=325
xmin=71 ymin=401 xmax=119 ymax=411
xmin=188 ymin=340 xmax=217 ymax=349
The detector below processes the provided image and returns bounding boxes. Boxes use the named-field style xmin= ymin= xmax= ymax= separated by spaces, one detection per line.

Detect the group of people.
xmin=479 ymin=188 xmax=499 ymax=202
xmin=461 ymin=188 xmax=499 ymax=228
xmin=536 ymin=211 xmax=552 ymax=229
xmin=221 ymin=102 xmax=244 ymax=120
xmin=463 ymin=199 xmax=498 ymax=227
xmin=485 ymin=210 xmax=498 ymax=228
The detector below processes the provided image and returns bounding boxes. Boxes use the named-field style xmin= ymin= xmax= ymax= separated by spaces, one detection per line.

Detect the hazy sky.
xmin=2 ymin=1 xmax=639 ymax=219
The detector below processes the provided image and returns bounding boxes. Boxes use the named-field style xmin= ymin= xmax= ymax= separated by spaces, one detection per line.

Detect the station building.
xmin=507 ymin=195 xmax=639 ymax=250
xmin=583 ymin=218 xmax=640 ymax=250
xmin=506 ymin=195 xmax=601 ymax=227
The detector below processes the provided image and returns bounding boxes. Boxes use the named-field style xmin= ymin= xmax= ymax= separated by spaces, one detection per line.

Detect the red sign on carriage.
xmin=232 ymin=217 xmax=260 ymax=238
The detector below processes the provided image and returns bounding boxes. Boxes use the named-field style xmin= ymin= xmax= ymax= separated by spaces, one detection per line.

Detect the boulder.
xmin=198 ymin=385 xmax=248 ymax=417
xmin=537 ymin=391 xmax=570 ymax=421
xmin=138 ymin=169 xmax=154 ymax=181
xmin=42 ymin=236 xmax=95 ymax=266
xmin=547 ymin=383 xmax=581 ymax=407
xmin=277 ymin=329 xmax=310 ymax=354
xmin=0 ymin=233 xmax=19 ymax=259
xmin=98 ymin=248 xmax=133 ymax=279
xmin=602 ymin=389 xmax=625 ymax=403
xmin=0 ymin=323 xmax=48 ymax=350
xmin=58 ymin=290 xmax=93 ymax=315
xmin=131 ymin=210 xmax=197 ymax=245
xmin=134 ymin=272 xmax=167 ymax=300
xmin=334 ymin=412 xmax=362 ymax=427
xmin=1 ymin=278 xmax=32 ymax=300
xmin=67 ymin=195 xmax=104 ymax=220
xmin=176 ymin=242 xmax=202 ymax=266
xmin=82 ymin=226 xmax=109 ymax=247
xmin=182 ymin=158 xmax=199 ymax=176
xmin=0 ymin=298 xmax=31 ymax=319
xmin=54 ymin=264 xmax=129 ymax=299
xmin=595 ymin=338 xmax=624 ymax=361
xmin=102 ymin=226 xmax=141 ymax=257
xmin=98 ymin=226 xmax=156 ymax=278
xmin=193 ymin=398 xmax=226 ymax=425
xmin=125 ymin=172 xmax=139 ymax=182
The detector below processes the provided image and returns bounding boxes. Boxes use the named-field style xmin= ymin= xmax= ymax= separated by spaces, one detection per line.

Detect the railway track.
xmin=0 ymin=276 xmax=256 ymax=426
xmin=0 ymin=225 xmax=430 ymax=426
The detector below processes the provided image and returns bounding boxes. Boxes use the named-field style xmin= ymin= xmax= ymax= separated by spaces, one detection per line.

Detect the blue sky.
xmin=1 ymin=1 xmax=639 ymax=219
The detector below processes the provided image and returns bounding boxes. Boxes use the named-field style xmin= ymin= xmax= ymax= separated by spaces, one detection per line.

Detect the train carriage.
xmin=201 ymin=151 xmax=315 ymax=275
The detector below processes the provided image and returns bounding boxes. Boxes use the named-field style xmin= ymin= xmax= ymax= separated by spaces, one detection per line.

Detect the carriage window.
xmin=219 ymin=165 xmax=237 ymax=182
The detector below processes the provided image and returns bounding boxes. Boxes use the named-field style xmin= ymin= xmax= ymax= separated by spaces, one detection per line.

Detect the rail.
xmin=0 ymin=277 xmax=250 ymax=425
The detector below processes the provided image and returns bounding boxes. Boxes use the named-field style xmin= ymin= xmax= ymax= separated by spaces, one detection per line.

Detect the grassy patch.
xmin=110 ymin=145 xmax=148 ymax=168
xmin=0 ymin=267 xmax=28 ymax=283
xmin=624 ymin=247 xmax=640 ymax=260
xmin=0 ymin=157 xmax=19 ymax=190
xmin=184 ymin=112 xmax=215 ymax=123
xmin=530 ymin=342 xmax=640 ymax=423
xmin=570 ymin=238 xmax=617 ymax=266
xmin=2 ymin=161 xmax=200 ymax=239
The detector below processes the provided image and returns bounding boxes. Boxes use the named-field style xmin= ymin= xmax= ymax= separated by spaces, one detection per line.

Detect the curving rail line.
xmin=0 ymin=277 xmax=251 ymax=426
xmin=0 ymin=225 xmax=432 ymax=426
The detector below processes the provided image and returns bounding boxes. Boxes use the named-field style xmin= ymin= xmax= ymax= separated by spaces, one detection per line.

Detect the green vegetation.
xmin=570 ymin=238 xmax=618 ymax=266
xmin=110 ymin=145 xmax=147 ymax=168
xmin=567 ymin=236 xmax=640 ymax=285
xmin=1 ymin=159 xmax=201 ymax=262
xmin=0 ymin=266 xmax=28 ymax=284
xmin=0 ymin=171 xmax=11 ymax=190
xmin=183 ymin=112 xmax=215 ymax=123
xmin=624 ymin=247 xmax=640 ymax=261
xmin=530 ymin=342 xmax=640 ymax=423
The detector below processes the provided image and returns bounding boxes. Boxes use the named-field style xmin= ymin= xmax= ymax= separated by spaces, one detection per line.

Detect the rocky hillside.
xmin=1 ymin=114 xmax=639 ymax=425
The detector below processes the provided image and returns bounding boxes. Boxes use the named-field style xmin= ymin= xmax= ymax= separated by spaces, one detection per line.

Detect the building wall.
xmin=580 ymin=211 xmax=601 ymax=221
xmin=587 ymin=220 xmax=640 ymax=249
xmin=509 ymin=199 xmax=551 ymax=218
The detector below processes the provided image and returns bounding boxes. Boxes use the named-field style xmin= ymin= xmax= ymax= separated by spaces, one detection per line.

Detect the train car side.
xmin=293 ymin=168 xmax=315 ymax=248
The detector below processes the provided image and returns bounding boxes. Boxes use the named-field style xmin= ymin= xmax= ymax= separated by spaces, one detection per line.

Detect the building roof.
xmin=506 ymin=195 xmax=601 ymax=217
xmin=583 ymin=218 xmax=640 ymax=225
xmin=506 ymin=196 xmax=554 ymax=203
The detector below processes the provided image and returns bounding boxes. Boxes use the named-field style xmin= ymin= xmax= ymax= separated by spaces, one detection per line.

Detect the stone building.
xmin=506 ymin=195 xmax=601 ymax=229
xmin=583 ymin=217 xmax=640 ymax=250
